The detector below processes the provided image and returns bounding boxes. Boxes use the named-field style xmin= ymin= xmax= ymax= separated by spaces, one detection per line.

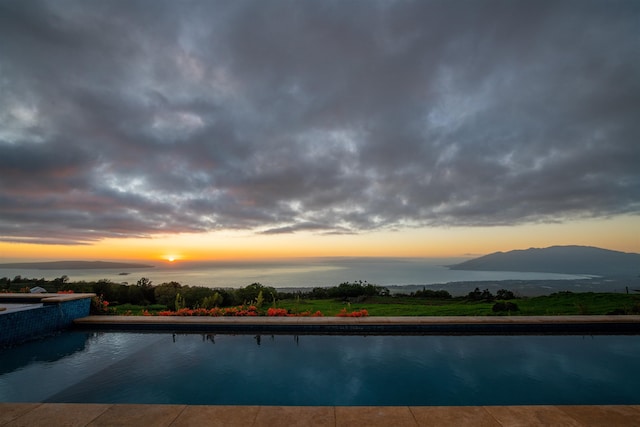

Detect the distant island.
xmin=0 ymin=261 xmax=153 ymax=270
xmin=450 ymin=245 xmax=640 ymax=276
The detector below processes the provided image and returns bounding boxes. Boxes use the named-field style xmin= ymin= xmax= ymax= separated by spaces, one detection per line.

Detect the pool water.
xmin=1 ymin=332 xmax=639 ymax=406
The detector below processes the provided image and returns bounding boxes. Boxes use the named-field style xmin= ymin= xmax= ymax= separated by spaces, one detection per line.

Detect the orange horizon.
xmin=0 ymin=215 xmax=638 ymax=263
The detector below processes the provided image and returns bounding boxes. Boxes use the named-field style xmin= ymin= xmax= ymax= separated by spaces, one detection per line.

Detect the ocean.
xmin=0 ymin=257 xmax=588 ymax=292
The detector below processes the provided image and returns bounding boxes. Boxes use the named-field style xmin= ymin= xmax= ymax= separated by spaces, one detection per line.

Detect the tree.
xmin=413 ymin=288 xmax=452 ymax=299
xmin=136 ymin=277 xmax=155 ymax=303
xmin=236 ymin=283 xmax=276 ymax=305
xmin=53 ymin=275 xmax=69 ymax=285
xmin=127 ymin=285 xmax=145 ymax=305
xmin=467 ymin=288 xmax=494 ymax=301
xmin=92 ymin=279 xmax=116 ymax=301
xmin=182 ymin=286 xmax=216 ymax=308
xmin=154 ymin=282 xmax=182 ymax=310
xmin=481 ymin=289 xmax=494 ymax=301
xmin=328 ymin=281 xmax=387 ymax=299
xmin=137 ymin=277 xmax=153 ymax=288
xmin=496 ymin=289 xmax=515 ymax=300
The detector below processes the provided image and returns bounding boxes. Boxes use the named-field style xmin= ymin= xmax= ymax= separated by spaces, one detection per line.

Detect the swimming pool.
xmin=1 ymin=332 xmax=639 ymax=406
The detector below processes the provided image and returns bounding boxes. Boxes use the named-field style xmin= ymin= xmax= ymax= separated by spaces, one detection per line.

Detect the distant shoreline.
xmin=0 ymin=261 xmax=153 ymax=270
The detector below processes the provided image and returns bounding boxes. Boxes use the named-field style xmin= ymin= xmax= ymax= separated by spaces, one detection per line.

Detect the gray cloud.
xmin=0 ymin=0 xmax=638 ymax=244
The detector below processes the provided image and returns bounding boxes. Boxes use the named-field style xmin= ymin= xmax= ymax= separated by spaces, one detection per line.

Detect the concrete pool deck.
xmin=2 ymin=403 xmax=640 ymax=426
xmin=74 ymin=314 xmax=640 ymax=334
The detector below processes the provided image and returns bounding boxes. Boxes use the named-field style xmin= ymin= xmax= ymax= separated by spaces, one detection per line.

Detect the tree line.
xmin=1 ymin=275 xmax=515 ymax=311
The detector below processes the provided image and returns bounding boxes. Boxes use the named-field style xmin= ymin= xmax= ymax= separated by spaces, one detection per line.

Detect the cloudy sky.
xmin=1 ymin=0 xmax=639 ymax=261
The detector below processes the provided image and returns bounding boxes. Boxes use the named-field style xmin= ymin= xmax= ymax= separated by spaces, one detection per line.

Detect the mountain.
xmin=449 ymin=246 xmax=640 ymax=276
xmin=0 ymin=261 xmax=153 ymax=270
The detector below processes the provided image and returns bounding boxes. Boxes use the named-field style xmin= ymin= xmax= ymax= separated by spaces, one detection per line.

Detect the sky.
xmin=0 ymin=0 xmax=639 ymax=262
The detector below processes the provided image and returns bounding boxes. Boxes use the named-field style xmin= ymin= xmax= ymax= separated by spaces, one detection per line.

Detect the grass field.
xmin=111 ymin=292 xmax=640 ymax=316
xmin=276 ymin=293 xmax=640 ymax=316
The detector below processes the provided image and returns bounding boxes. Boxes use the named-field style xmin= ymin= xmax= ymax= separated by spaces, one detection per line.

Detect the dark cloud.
xmin=0 ymin=0 xmax=638 ymax=244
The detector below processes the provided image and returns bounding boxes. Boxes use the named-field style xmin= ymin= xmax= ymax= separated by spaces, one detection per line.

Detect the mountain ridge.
xmin=449 ymin=245 xmax=639 ymax=276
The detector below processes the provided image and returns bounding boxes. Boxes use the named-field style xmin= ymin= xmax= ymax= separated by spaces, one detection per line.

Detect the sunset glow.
xmin=0 ymin=215 xmax=637 ymax=263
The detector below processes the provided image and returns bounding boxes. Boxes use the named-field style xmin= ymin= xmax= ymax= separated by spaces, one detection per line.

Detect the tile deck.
xmin=2 ymin=404 xmax=640 ymax=426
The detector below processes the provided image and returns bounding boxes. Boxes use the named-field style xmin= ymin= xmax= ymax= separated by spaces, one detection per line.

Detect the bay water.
xmin=0 ymin=257 xmax=588 ymax=292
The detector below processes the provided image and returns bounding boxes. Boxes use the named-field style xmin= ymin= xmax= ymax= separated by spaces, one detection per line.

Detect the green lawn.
xmin=265 ymin=292 xmax=640 ymax=316
xmin=276 ymin=297 xmax=495 ymax=316
xmin=109 ymin=292 xmax=640 ymax=316
xmin=515 ymin=292 xmax=640 ymax=315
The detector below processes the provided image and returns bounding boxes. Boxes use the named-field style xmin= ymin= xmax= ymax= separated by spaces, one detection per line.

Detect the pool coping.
xmin=0 ymin=293 xmax=95 ymax=304
xmin=74 ymin=314 xmax=640 ymax=334
xmin=2 ymin=403 xmax=640 ymax=426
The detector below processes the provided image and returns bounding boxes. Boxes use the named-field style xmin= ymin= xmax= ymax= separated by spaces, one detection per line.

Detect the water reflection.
xmin=0 ymin=332 xmax=90 ymax=375
xmin=2 ymin=333 xmax=639 ymax=406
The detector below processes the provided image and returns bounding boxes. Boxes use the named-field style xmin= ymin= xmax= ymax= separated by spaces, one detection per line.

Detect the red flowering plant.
xmin=90 ymin=294 xmax=111 ymax=314
xmin=296 ymin=310 xmax=324 ymax=317
xmin=267 ymin=307 xmax=289 ymax=317
xmin=138 ymin=304 xmax=368 ymax=317
xmin=266 ymin=308 xmax=325 ymax=317
xmin=336 ymin=308 xmax=369 ymax=317
xmin=157 ymin=305 xmax=261 ymax=317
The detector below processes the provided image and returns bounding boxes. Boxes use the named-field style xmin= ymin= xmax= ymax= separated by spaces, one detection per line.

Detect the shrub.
xmin=467 ymin=288 xmax=494 ymax=302
xmin=90 ymin=295 xmax=111 ymax=314
xmin=412 ymin=288 xmax=452 ymax=299
xmin=332 ymin=281 xmax=387 ymax=299
xmin=496 ymin=289 xmax=516 ymax=300
xmin=236 ymin=283 xmax=277 ymax=305
xmin=201 ymin=292 xmax=223 ymax=309
xmin=492 ymin=302 xmax=519 ymax=313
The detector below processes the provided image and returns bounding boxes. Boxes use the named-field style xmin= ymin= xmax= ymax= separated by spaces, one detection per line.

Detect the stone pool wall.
xmin=0 ymin=294 xmax=94 ymax=347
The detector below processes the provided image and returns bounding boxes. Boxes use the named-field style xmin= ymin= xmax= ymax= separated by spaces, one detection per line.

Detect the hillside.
xmin=0 ymin=261 xmax=153 ymax=270
xmin=449 ymin=246 xmax=640 ymax=276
